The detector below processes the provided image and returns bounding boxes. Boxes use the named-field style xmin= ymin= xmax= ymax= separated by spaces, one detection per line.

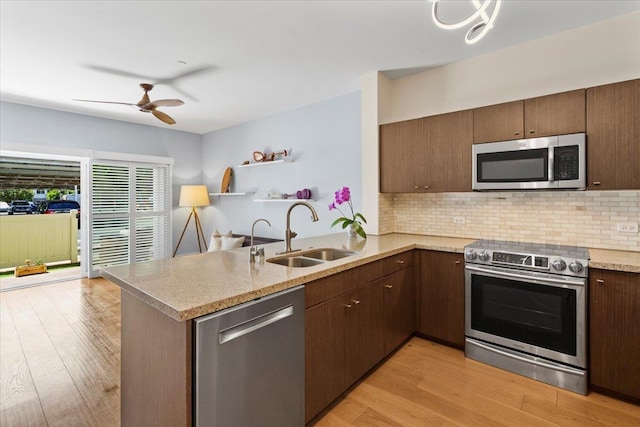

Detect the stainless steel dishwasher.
xmin=194 ymin=285 xmax=304 ymax=426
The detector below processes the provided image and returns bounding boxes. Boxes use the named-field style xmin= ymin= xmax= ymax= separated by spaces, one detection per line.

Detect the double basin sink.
xmin=267 ymin=248 xmax=356 ymax=267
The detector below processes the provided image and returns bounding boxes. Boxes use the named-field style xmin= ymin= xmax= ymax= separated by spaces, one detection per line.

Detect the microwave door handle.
xmin=548 ymin=145 xmax=555 ymax=182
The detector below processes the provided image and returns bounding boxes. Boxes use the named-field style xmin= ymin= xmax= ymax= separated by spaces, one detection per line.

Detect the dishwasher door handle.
xmin=219 ymin=305 xmax=293 ymax=344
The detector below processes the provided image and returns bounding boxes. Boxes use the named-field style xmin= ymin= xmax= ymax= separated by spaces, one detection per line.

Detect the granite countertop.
xmin=101 ymin=232 xmax=640 ymax=322
xmin=588 ymin=248 xmax=640 ymax=273
xmin=101 ymin=233 xmax=474 ymax=322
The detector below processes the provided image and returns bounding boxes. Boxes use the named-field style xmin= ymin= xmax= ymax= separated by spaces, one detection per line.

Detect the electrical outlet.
xmin=396 ymin=215 xmax=407 ymax=222
xmin=453 ymin=216 xmax=465 ymax=225
xmin=617 ymin=222 xmax=639 ymax=233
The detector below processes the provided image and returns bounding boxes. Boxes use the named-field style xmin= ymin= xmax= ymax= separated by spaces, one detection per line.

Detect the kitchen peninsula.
xmin=102 ymin=233 xmax=640 ymax=426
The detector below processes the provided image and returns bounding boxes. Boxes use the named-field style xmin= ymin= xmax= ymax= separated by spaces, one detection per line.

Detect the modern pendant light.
xmin=431 ymin=0 xmax=502 ymax=45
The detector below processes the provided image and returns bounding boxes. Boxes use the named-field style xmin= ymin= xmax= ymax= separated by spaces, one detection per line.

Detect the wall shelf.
xmin=209 ymin=192 xmax=252 ymax=196
xmin=253 ymin=198 xmax=314 ymax=203
xmin=237 ymin=159 xmax=292 ymax=168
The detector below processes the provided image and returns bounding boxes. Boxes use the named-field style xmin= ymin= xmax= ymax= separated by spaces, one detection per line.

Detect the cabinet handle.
xmin=595 ymin=279 xmax=604 ymax=284
xmin=414 ymin=186 xmax=419 ymax=189
xmin=344 ymin=304 xmax=352 ymax=309
xmin=529 ymin=130 xmax=535 ymax=134
xmin=455 ymin=260 xmax=461 ymax=264
xmin=424 ymin=186 xmax=430 ymax=189
xmin=593 ymin=181 xmax=601 ymax=186
xmin=384 ymin=285 xmax=393 ymax=289
xmin=396 ymin=260 xmax=405 ymax=265
xmin=514 ymin=131 xmax=520 ymax=136
xmin=351 ymin=299 xmax=360 ymax=305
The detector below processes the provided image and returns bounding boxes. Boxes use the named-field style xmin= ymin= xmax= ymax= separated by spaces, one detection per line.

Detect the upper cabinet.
xmin=473 ymin=89 xmax=586 ymax=143
xmin=524 ymin=89 xmax=586 ymax=138
xmin=379 ymin=118 xmax=424 ymax=193
xmin=473 ymin=100 xmax=524 ymax=143
xmin=380 ymin=110 xmax=472 ymax=193
xmin=586 ymin=79 xmax=640 ymax=190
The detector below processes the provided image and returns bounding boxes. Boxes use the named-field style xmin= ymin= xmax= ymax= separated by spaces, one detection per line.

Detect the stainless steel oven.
xmin=464 ymin=240 xmax=589 ymax=394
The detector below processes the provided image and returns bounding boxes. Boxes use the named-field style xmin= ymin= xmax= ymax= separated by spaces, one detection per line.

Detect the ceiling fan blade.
xmin=148 ymin=99 xmax=184 ymax=108
xmin=73 ymin=99 xmax=137 ymax=106
xmin=84 ymin=64 xmax=152 ymax=80
xmin=154 ymin=65 xmax=216 ymax=85
xmin=152 ymin=109 xmax=176 ymax=125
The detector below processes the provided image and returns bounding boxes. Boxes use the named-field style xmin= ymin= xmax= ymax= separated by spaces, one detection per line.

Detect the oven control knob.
xmin=465 ymin=250 xmax=477 ymax=260
xmin=552 ymin=259 xmax=567 ymax=271
xmin=478 ymin=251 xmax=490 ymax=262
xmin=569 ymin=261 xmax=584 ymax=273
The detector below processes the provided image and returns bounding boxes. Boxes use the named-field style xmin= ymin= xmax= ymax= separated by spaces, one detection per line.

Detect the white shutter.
xmin=90 ymin=161 xmax=170 ymax=275
xmin=134 ymin=166 xmax=169 ymax=263
xmin=91 ymin=163 xmax=131 ymax=270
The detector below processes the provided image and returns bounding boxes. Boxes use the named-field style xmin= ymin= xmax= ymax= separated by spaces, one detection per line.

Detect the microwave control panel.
xmin=555 ymin=146 xmax=579 ymax=180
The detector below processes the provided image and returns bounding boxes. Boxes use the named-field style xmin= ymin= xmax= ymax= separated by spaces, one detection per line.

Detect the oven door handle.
xmin=469 ymin=339 xmax=585 ymax=375
xmin=465 ymin=265 xmax=586 ymax=287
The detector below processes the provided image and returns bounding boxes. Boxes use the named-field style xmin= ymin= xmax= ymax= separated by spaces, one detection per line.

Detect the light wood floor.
xmin=2 ymin=279 xmax=639 ymax=427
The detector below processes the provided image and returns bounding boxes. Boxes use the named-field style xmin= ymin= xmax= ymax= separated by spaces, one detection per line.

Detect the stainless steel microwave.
xmin=472 ymin=133 xmax=586 ymax=191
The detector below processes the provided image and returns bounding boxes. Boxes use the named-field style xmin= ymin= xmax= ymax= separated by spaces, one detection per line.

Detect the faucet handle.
xmin=290 ymin=230 xmax=298 ymax=239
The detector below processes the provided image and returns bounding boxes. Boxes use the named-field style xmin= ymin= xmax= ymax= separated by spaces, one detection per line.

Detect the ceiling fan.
xmin=74 ymin=83 xmax=184 ymax=125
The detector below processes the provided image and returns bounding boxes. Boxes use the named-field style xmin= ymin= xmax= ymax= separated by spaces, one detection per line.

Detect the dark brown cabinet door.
xmin=344 ymin=281 xmax=384 ymax=386
xmin=379 ymin=118 xmax=425 ymax=193
xmin=524 ymin=89 xmax=586 ymax=138
xmin=423 ymin=110 xmax=473 ymax=192
xmin=305 ymin=294 xmax=349 ymax=423
xmin=473 ymin=100 xmax=524 ymax=143
xmin=382 ymin=267 xmax=416 ymax=355
xmin=418 ymin=250 xmax=465 ymax=348
xmin=586 ymin=79 xmax=640 ymax=190
xmin=589 ymin=269 xmax=640 ymax=401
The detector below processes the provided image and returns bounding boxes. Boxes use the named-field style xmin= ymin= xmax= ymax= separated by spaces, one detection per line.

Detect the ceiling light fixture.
xmin=431 ymin=0 xmax=502 ymax=45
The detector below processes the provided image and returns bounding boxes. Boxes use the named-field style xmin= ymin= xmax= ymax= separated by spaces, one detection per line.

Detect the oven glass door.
xmin=470 ymin=273 xmax=577 ymax=356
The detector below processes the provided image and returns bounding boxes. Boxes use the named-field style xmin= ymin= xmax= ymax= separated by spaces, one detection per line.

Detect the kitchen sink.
xmin=267 ymin=248 xmax=356 ymax=267
xmin=303 ymin=248 xmax=356 ymax=261
xmin=267 ymin=257 xmax=324 ymax=268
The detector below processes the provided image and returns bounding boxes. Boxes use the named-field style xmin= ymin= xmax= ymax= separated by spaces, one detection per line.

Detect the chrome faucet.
xmin=281 ymin=201 xmax=319 ymax=254
xmin=249 ymin=218 xmax=271 ymax=263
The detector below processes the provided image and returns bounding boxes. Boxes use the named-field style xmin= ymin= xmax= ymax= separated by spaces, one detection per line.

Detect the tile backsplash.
xmin=382 ymin=191 xmax=639 ymax=252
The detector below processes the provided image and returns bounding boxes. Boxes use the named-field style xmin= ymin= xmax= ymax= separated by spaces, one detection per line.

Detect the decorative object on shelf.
xmin=252 ymin=149 xmax=288 ymax=163
xmin=329 ymin=186 xmax=367 ymax=238
xmin=283 ymin=188 xmax=311 ymax=199
xmin=173 ymin=185 xmax=210 ymax=257
xmin=431 ymin=0 xmax=502 ymax=45
xmin=15 ymin=259 xmax=47 ymax=277
xmin=220 ymin=167 xmax=233 ymax=193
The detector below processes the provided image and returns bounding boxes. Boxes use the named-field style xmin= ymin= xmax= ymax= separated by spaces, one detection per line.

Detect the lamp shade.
xmin=179 ymin=185 xmax=210 ymax=207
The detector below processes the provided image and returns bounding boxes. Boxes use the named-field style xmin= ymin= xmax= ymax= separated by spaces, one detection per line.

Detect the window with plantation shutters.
xmin=90 ymin=161 xmax=170 ymax=275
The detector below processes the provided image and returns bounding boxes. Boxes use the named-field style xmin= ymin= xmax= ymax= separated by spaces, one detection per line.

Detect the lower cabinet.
xmin=382 ymin=267 xmax=416 ymax=355
xmin=305 ymin=294 xmax=349 ymax=422
xmin=305 ymin=252 xmax=415 ymax=422
xmin=418 ymin=250 xmax=465 ymax=348
xmin=589 ymin=269 xmax=640 ymax=402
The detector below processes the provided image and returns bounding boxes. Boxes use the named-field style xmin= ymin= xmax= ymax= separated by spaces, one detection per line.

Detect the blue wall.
xmin=201 ymin=91 xmax=362 ymax=244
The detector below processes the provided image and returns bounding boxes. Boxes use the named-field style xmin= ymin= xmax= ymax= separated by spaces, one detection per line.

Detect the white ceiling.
xmin=2 ymin=1 xmax=639 ymax=135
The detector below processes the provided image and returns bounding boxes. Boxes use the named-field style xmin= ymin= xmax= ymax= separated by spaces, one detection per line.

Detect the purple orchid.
xmin=328 ymin=185 xmax=367 ymax=238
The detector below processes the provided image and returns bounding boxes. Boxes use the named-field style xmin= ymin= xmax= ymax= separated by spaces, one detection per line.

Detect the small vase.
xmin=346 ymin=224 xmax=356 ymax=237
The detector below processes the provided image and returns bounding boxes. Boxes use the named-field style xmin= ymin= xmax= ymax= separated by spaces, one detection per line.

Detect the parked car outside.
xmin=0 ymin=201 xmax=10 ymax=214
xmin=8 ymin=200 xmax=34 ymax=214
xmin=37 ymin=200 xmax=81 ymax=228
xmin=37 ymin=200 xmax=80 ymax=214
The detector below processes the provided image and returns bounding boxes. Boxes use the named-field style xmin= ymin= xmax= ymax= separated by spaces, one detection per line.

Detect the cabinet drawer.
xmin=305 ymin=260 xmax=384 ymax=308
xmin=383 ymin=251 xmax=413 ymax=276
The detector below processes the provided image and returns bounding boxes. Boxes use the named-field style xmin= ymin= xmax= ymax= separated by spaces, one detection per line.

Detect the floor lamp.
xmin=173 ymin=185 xmax=210 ymax=257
